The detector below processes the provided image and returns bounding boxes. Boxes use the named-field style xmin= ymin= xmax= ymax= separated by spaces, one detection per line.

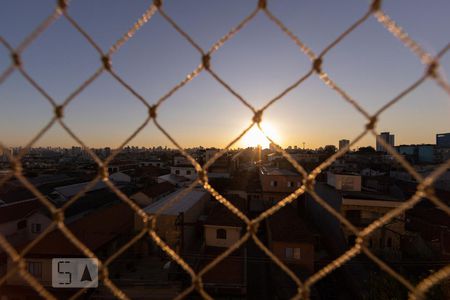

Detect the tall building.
xmin=436 ymin=133 xmax=450 ymax=148
xmin=376 ymin=132 xmax=395 ymax=152
xmin=339 ymin=139 xmax=350 ymax=150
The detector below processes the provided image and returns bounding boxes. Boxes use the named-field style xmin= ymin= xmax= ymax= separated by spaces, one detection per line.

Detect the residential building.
xmin=3 ymin=202 xmax=134 ymax=298
xmin=396 ymin=144 xmax=436 ymax=164
xmin=170 ymin=165 xmax=197 ymax=180
xmin=200 ymin=197 xmax=246 ymax=296
xmin=327 ymin=172 xmax=362 ymax=191
xmin=267 ymin=204 xmax=314 ymax=273
xmin=259 ymin=167 xmax=302 ymax=204
xmin=376 ymin=132 xmax=395 ymax=153
xmin=341 ymin=191 xmax=404 ymax=259
xmin=203 ymin=197 xmax=244 ymax=248
xmin=266 ymin=204 xmax=315 ymax=299
xmin=135 ymin=188 xmax=209 ymax=255
xmin=0 ymin=199 xmax=52 ymax=277
xmin=436 ymin=133 xmax=450 ymax=148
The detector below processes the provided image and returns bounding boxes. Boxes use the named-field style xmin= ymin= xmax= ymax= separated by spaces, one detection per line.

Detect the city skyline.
xmin=1 ymin=0 xmax=450 ymax=149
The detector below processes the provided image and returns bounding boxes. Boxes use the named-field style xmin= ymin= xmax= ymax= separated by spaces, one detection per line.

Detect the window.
xmin=285 ymin=248 xmax=301 ymax=260
xmin=175 ymin=170 xmax=180 ymax=175
xmin=387 ymin=237 xmax=392 ymax=248
xmin=31 ymin=223 xmax=42 ymax=233
xmin=369 ymin=238 xmax=373 ymax=248
xmin=216 ymin=228 xmax=227 ymax=240
xmin=287 ymin=181 xmax=293 ymax=187
xmin=186 ymin=170 xmax=191 ymax=175
xmin=17 ymin=220 xmax=27 ymax=230
xmin=285 ymin=247 xmax=293 ymax=258
xmin=28 ymin=261 xmax=42 ymax=279
xmin=270 ymin=180 xmax=278 ymax=187
xmin=379 ymin=238 xmax=385 ymax=249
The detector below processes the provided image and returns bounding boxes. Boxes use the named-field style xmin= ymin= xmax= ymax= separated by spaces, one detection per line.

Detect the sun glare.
xmin=241 ymin=122 xmax=280 ymax=149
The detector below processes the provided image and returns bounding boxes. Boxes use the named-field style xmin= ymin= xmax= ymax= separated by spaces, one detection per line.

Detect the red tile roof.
xmin=0 ymin=199 xmax=41 ymax=224
xmin=141 ymin=181 xmax=175 ymax=198
xmin=25 ymin=202 xmax=134 ymax=256
xmin=204 ymin=196 xmax=246 ymax=227
xmin=268 ymin=204 xmax=314 ymax=243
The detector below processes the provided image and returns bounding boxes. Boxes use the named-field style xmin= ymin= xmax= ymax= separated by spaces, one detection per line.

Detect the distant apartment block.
xmin=436 ymin=133 xmax=450 ymax=148
xmin=339 ymin=139 xmax=350 ymax=150
xmin=376 ymin=132 xmax=395 ymax=152
xmin=396 ymin=144 xmax=436 ymax=164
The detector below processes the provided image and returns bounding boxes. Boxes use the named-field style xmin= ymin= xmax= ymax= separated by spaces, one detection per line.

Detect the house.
xmin=130 ymin=182 xmax=176 ymax=207
xmin=203 ymin=197 xmax=244 ymax=248
xmin=327 ymin=171 xmax=361 ymax=191
xmin=259 ymin=167 xmax=302 ymax=203
xmin=135 ymin=188 xmax=209 ymax=255
xmin=341 ymin=190 xmax=405 ymax=259
xmin=139 ymin=160 xmax=164 ymax=168
xmin=267 ymin=204 xmax=314 ymax=273
xmin=266 ymin=204 xmax=315 ymax=299
xmin=200 ymin=196 xmax=246 ymax=296
xmin=169 ymin=165 xmax=197 ymax=181
xmin=0 ymin=199 xmax=52 ymax=278
xmin=3 ymin=202 xmax=134 ymax=299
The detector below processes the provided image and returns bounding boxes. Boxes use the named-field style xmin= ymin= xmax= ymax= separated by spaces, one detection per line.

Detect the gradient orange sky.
xmin=1 ymin=0 xmax=449 ymax=150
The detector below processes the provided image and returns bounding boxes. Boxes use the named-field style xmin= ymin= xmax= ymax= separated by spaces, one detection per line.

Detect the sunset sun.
xmin=241 ymin=122 xmax=280 ymax=149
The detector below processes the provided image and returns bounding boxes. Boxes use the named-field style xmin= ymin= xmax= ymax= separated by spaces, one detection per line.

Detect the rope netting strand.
xmin=0 ymin=0 xmax=449 ymax=299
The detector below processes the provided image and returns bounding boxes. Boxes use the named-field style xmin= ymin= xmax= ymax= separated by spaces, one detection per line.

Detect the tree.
xmin=324 ymin=145 xmax=337 ymax=154
xmin=357 ymin=146 xmax=376 ymax=153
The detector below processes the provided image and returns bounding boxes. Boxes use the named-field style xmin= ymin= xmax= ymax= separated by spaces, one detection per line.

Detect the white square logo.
xmin=52 ymin=258 xmax=99 ymax=288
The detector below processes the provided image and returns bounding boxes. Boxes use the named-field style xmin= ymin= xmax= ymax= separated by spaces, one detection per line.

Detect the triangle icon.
xmin=80 ymin=265 xmax=92 ymax=282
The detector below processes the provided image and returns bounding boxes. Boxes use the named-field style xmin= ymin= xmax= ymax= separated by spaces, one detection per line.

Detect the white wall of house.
xmin=204 ymin=225 xmax=241 ymax=248
xmin=0 ymin=212 xmax=51 ymax=247
xmin=139 ymin=161 xmax=163 ymax=168
xmin=327 ymin=172 xmax=361 ymax=191
xmin=170 ymin=166 xmax=196 ymax=180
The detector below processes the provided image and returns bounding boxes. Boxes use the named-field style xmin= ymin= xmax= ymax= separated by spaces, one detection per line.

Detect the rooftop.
xmin=205 ymin=196 xmax=245 ymax=227
xmin=268 ymin=204 xmax=314 ymax=243
xmin=25 ymin=202 xmax=134 ymax=256
xmin=260 ymin=167 xmax=300 ymax=176
xmin=53 ymin=181 xmax=109 ymax=198
xmin=342 ymin=190 xmax=402 ymax=202
xmin=143 ymin=188 xmax=207 ymax=216
xmin=0 ymin=199 xmax=41 ymax=224
xmin=141 ymin=181 xmax=175 ymax=198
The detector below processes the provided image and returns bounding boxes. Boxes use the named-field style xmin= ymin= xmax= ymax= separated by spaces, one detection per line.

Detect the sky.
xmin=1 ymin=0 xmax=449 ymax=150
